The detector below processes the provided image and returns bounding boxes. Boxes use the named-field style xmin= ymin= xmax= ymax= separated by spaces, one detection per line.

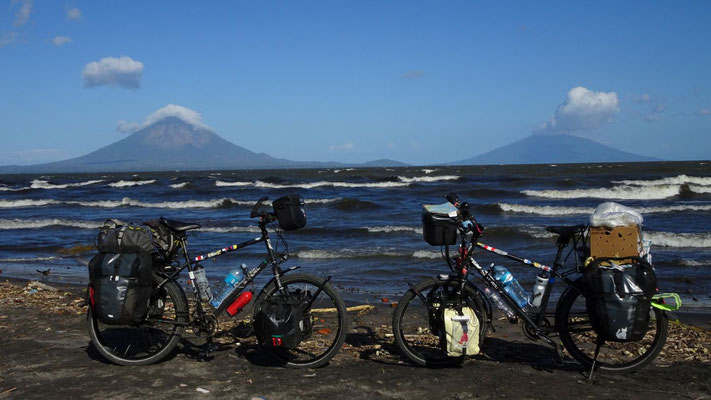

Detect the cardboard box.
xmin=590 ymin=225 xmax=641 ymax=258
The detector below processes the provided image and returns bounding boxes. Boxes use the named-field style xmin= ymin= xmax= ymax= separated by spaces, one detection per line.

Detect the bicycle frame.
xmin=450 ymin=227 xmax=587 ymax=347
xmin=155 ymin=218 xmax=292 ymax=318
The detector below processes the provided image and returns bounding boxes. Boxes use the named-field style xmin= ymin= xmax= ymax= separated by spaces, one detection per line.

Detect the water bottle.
xmin=483 ymin=287 xmax=515 ymax=319
xmin=191 ymin=265 xmax=212 ymax=302
xmin=210 ymin=264 xmax=247 ymax=308
xmin=530 ymin=274 xmax=549 ymax=308
xmin=491 ymin=265 xmax=530 ymax=309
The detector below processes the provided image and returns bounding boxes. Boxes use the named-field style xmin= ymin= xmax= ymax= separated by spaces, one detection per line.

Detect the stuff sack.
xmin=88 ymin=252 xmax=153 ymax=325
xmin=272 ymin=195 xmax=307 ymax=231
xmin=98 ymin=219 xmax=176 ymax=261
xmin=443 ymin=306 xmax=480 ymax=356
xmin=582 ymin=257 xmax=657 ymax=342
xmin=254 ymin=294 xmax=312 ymax=348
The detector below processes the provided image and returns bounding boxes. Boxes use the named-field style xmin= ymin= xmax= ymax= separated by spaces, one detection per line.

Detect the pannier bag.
xmin=443 ymin=306 xmax=480 ymax=356
xmin=421 ymin=202 xmax=459 ymax=246
xmin=272 ymin=195 xmax=307 ymax=231
xmin=97 ymin=219 xmax=176 ymax=260
xmin=254 ymin=294 xmax=313 ymax=348
xmin=582 ymin=257 xmax=657 ymax=342
xmin=88 ymin=252 xmax=153 ymax=325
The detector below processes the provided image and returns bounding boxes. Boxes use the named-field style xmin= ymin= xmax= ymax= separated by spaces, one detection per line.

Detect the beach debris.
xmin=27 ymin=281 xmax=59 ymax=292
xmin=381 ymin=297 xmax=389 ymax=303
xmin=196 ymin=387 xmax=210 ymax=394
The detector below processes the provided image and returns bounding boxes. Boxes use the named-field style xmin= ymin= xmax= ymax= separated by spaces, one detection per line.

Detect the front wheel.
xmin=556 ymin=280 xmax=668 ymax=372
xmin=392 ymin=278 xmax=488 ymax=367
xmin=87 ymin=279 xmax=188 ymax=366
xmin=252 ymin=273 xmax=349 ymax=368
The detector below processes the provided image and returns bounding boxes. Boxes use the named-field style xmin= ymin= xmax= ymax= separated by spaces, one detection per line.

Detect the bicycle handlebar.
xmin=250 ymin=196 xmax=269 ymax=218
xmin=444 ymin=192 xmax=484 ymax=236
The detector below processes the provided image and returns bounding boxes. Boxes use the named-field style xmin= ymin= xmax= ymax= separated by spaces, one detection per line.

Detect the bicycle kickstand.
xmin=197 ymin=336 xmax=217 ymax=362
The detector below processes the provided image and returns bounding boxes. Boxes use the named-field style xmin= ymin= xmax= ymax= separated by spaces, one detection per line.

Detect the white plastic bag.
xmin=590 ymin=202 xmax=643 ymax=228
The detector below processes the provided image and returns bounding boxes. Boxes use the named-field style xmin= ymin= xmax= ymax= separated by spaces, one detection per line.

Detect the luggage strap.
xmin=651 ymin=293 xmax=681 ymax=311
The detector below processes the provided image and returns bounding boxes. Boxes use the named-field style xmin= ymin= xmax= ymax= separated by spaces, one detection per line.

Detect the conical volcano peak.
xmin=138 ymin=116 xmax=214 ymax=149
xmin=117 ymin=104 xmax=213 ymax=134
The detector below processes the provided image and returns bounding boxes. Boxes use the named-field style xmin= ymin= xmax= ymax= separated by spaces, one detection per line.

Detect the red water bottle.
xmin=226 ymin=291 xmax=253 ymax=316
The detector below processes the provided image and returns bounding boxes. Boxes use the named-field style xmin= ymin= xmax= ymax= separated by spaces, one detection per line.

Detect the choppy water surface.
xmin=1 ymin=161 xmax=710 ymax=307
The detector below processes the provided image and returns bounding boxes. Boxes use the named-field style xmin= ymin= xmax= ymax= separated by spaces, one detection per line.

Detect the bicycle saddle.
xmin=546 ymin=224 xmax=586 ymax=241
xmin=160 ymin=217 xmax=201 ymax=232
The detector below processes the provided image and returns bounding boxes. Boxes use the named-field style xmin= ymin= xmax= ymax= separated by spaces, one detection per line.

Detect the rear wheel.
xmin=87 ymin=279 xmax=188 ymax=366
xmin=253 ymin=273 xmax=348 ymax=368
xmin=392 ymin=278 xmax=488 ymax=367
xmin=556 ymin=280 xmax=668 ymax=372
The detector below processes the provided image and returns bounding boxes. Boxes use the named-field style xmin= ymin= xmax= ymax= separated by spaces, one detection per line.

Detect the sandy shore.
xmin=1 ymin=278 xmax=710 ymax=400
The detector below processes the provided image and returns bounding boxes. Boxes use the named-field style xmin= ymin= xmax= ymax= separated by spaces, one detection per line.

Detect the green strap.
xmin=651 ymin=293 xmax=682 ymax=311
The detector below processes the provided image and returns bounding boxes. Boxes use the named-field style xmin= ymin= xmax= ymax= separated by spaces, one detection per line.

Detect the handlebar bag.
xmin=422 ymin=211 xmax=458 ymax=246
xmin=272 ymin=195 xmax=307 ymax=231
xmin=254 ymin=293 xmax=312 ymax=349
xmin=582 ymin=257 xmax=657 ymax=342
xmin=88 ymin=252 xmax=153 ymax=325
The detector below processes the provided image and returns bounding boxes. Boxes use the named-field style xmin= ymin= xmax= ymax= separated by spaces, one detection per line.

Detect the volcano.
xmin=7 ymin=117 xmax=304 ymax=172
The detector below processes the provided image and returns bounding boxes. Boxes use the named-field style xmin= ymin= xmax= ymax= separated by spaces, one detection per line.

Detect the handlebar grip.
xmin=250 ymin=196 xmax=269 ymax=218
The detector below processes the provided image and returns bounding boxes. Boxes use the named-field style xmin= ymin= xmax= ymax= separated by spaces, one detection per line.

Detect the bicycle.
xmin=392 ymin=193 xmax=669 ymax=372
xmin=87 ymin=196 xmax=349 ymax=368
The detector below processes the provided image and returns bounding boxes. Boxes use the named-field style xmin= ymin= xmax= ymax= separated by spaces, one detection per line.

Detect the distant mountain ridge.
xmin=452 ymin=134 xmax=660 ymax=165
xmin=2 ymin=117 xmax=408 ymax=173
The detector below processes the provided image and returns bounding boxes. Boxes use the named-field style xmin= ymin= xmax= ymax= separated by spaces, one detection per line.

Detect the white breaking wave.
xmin=521 ymin=184 xmax=681 ymax=200
xmin=397 ymin=175 xmax=460 ymax=183
xmin=422 ymin=169 xmax=436 ymax=174
xmin=198 ymin=226 xmax=262 ymax=233
xmin=0 ymin=218 xmax=98 ymax=230
xmin=29 ymin=179 xmax=103 ymax=189
xmin=679 ymin=259 xmax=710 ymax=267
xmin=499 ymin=203 xmax=594 ymax=216
xmin=365 ymin=226 xmax=422 ymax=234
xmin=645 ymin=231 xmax=711 ymax=248
xmin=412 ymin=250 xmax=441 ymax=259
xmin=170 ymin=182 xmax=189 ymax=189
xmin=305 ymin=198 xmax=342 ymax=204
xmin=0 ymin=256 xmax=57 ymax=262
xmin=499 ymin=203 xmax=711 ymax=216
xmin=255 ymin=180 xmax=410 ymax=189
xmin=67 ymin=197 xmax=253 ymax=209
xmin=215 ymin=180 xmax=252 ymax=187
xmin=0 ymin=199 xmax=60 ymax=208
xmin=108 ymin=180 xmax=156 ymax=188
xmin=612 ymin=175 xmax=711 ymax=187
xmin=689 ymin=184 xmax=711 ymax=194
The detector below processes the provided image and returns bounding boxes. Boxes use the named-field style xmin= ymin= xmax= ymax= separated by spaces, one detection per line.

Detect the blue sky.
xmin=1 ymin=1 xmax=710 ymax=166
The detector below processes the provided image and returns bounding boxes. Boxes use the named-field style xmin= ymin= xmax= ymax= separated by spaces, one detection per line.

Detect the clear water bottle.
xmin=210 ymin=264 xmax=247 ymax=308
xmin=530 ymin=274 xmax=549 ymax=308
xmin=192 ymin=265 xmax=212 ymax=302
xmin=491 ymin=265 xmax=530 ymax=309
xmin=483 ymin=287 xmax=516 ymax=319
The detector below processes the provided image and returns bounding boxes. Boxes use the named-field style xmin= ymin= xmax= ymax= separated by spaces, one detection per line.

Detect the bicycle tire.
xmin=556 ymin=279 xmax=668 ymax=372
xmin=392 ymin=278 xmax=488 ymax=367
xmin=87 ymin=278 xmax=188 ymax=366
xmin=252 ymin=273 xmax=349 ymax=368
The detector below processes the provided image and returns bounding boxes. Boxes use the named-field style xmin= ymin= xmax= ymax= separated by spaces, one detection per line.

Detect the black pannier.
xmin=254 ymin=294 xmax=312 ymax=348
xmin=422 ymin=212 xmax=457 ymax=246
xmin=272 ymin=195 xmax=307 ymax=231
xmin=88 ymin=252 xmax=153 ymax=325
xmin=582 ymin=257 xmax=657 ymax=342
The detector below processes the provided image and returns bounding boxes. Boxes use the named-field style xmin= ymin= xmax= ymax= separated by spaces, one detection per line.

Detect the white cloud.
xmin=329 ymin=142 xmax=355 ymax=151
xmin=13 ymin=0 xmax=32 ymax=26
xmin=403 ymin=70 xmax=424 ymax=80
xmin=66 ymin=7 xmax=81 ymax=20
xmin=539 ymin=86 xmax=620 ymax=133
xmin=52 ymin=36 xmax=71 ymax=47
xmin=82 ymin=56 xmax=144 ymax=89
xmin=116 ymin=104 xmax=212 ymax=133
xmin=696 ymin=108 xmax=711 ymax=117
xmin=644 ymin=102 xmax=667 ymax=122
xmin=0 ymin=31 xmax=17 ymax=47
